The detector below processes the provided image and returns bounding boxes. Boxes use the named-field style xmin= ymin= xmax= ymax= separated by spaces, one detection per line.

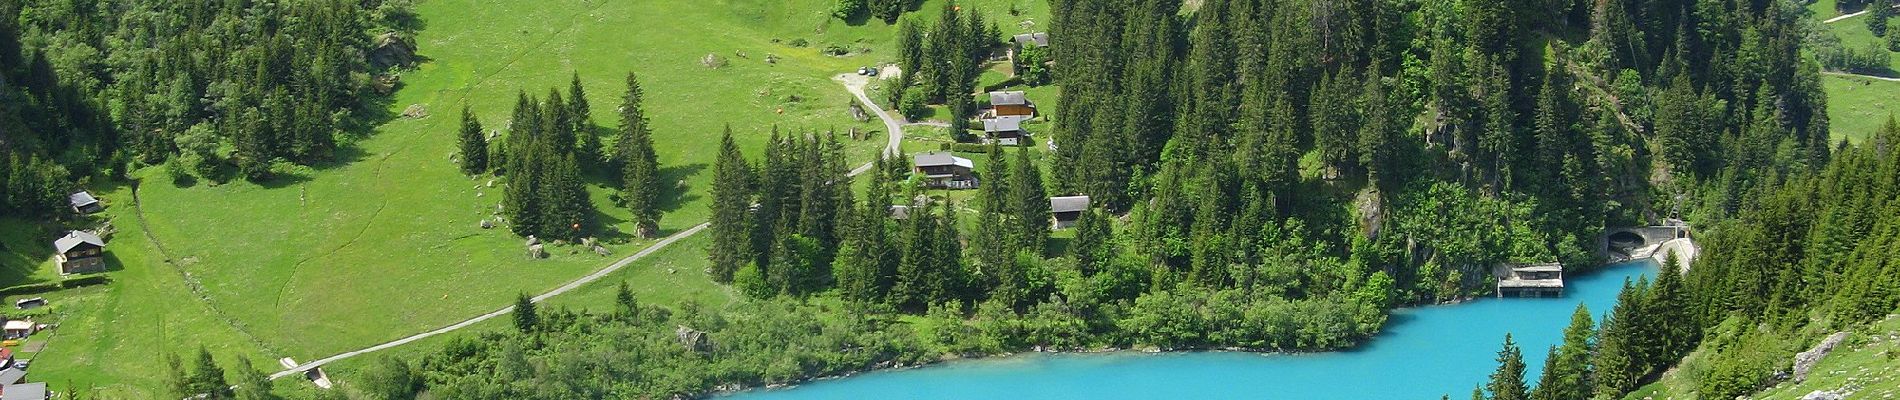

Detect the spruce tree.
xmin=569 ymin=73 xmax=599 ymax=167
xmin=1533 ymin=304 xmax=1596 ymax=400
xmin=707 ymin=129 xmax=754 ymax=283
xmin=513 ymin=293 xmax=538 ymax=333
xmin=543 ymin=89 xmax=574 ymax=156
xmin=1010 ymin=147 xmax=1050 ymax=255
xmin=189 ymin=347 xmax=232 ymax=399
xmin=458 ymin=106 xmax=489 ymax=175
xmin=1487 ymin=334 xmax=1529 ymax=400
xmin=618 ymin=72 xmax=662 ymax=238
xmin=1593 ymin=280 xmax=1641 ymax=396
xmin=1071 ymin=208 xmax=1112 ymax=276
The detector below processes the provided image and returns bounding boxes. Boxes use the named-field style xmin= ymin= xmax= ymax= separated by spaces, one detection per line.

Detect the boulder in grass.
xmin=527 ymin=244 xmax=546 ymax=259
xmin=480 ymin=219 xmax=494 ymax=229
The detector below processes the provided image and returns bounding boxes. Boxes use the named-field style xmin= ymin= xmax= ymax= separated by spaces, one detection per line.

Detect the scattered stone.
xmin=527 ymin=244 xmax=546 ymax=259
xmin=525 ymin=235 xmax=541 ymax=247
xmin=368 ymin=32 xmax=418 ymax=69
xmin=701 ymin=53 xmax=728 ymax=69
xmin=1802 ymin=390 xmax=1848 ymax=400
xmin=486 ymin=179 xmax=497 ymax=188
xmin=593 ymin=245 xmax=610 ymax=257
xmin=402 ymin=104 xmax=429 ymax=119
xmin=480 ymin=219 xmax=494 ymax=229
xmin=1796 ymin=332 xmax=1853 ymax=383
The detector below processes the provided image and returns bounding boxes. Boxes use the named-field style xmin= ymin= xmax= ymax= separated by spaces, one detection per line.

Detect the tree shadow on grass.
xmin=656 ymin=163 xmax=709 ymax=214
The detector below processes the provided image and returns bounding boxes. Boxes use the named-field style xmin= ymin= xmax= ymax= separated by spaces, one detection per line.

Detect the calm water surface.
xmin=728 ymin=261 xmax=1656 ymax=400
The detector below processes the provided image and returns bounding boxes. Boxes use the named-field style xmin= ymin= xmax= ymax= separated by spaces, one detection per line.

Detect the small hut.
xmin=68 ymin=192 xmax=102 ymax=214
xmin=1049 ymin=196 xmax=1091 ymax=229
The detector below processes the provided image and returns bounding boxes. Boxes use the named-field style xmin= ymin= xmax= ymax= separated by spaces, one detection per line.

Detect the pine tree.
xmin=1358 ymin=67 xmax=1398 ymax=186
xmin=1533 ymin=304 xmax=1596 ymax=400
xmin=1009 ymin=147 xmax=1050 ymax=255
xmin=232 ymin=357 xmax=277 ymax=400
xmin=1487 ymin=334 xmax=1529 ymax=400
xmin=513 ymin=293 xmax=538 ymax=333
xmin=617 ymin=72 xmax=662 ymax=238
xmin=189 ymin=348 xmax=232 ymax=399
xmin=1071 ymin=208 xmax=1113 ymax=276
xmin=1593 ymin=280 xmax=1641 ymax=396
xmin=538 ymin=153 xmax=590 ymax=241
xmin=543 ymin=89 xmax=574 ymax=156
xmin=569 ymin=73 xmax=599 ymax=167
xmin=707 ymin=129 xmax=754 ymax=283
xmin=893 ymin=18 xmax=925 ymax=106
xmin=458 ymin=106 xmax=489 ymax=175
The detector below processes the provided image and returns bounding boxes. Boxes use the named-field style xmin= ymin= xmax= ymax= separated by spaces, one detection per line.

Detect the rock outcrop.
xmin=1794 ymin=331 xmax=1851 ymax=383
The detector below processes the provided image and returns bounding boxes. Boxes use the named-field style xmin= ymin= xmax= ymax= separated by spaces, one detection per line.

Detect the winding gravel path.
xmin=269 ymin=69 xmax=909 ymax=381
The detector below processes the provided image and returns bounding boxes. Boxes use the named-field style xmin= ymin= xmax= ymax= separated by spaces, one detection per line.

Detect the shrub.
xmin=900 ymin=86 xmax=930 ymax=120
xmin=832 ymin=0 xmax=867 ymax=20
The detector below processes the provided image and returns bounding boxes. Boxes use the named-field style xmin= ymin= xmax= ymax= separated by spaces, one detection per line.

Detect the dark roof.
xmin=983 ymin=116 xmax=1028 ymax=133
xmin=68 ymin=192 xmax=98 ymax=208
xmin=989 ymin=91 xmax=1029 ymax=107
xmin=53 ymin=231 xmax=104 ymax=254
xmin=1050 ymin=196 xmax=1091 ymax=213
xmin=1012 ymin=33 xmax=1050 ymax=48
xmin=912 ymin=152 xmax=969 ymax=168
xmin=1 ymin=381 xmax=46 ymax=400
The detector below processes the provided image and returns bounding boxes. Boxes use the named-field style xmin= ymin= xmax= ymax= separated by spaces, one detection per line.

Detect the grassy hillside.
xmin=11 ymin=0 xmax=1051 ymax=396
xmin=1628 ymin=313 xmax=1900 ymax=400
xmin=1822 ymin=75 xmax=1900 ymax=143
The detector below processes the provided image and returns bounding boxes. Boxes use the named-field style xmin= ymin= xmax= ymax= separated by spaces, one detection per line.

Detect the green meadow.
xmin=6 ymin=0 xmax=1053 ymax=396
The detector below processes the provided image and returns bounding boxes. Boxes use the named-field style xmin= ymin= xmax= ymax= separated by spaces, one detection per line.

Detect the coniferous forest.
xmin=396 ymin=0 xmax=1900 ymax=398
xmin=1 ymin=0 xmax=1896 ymax=398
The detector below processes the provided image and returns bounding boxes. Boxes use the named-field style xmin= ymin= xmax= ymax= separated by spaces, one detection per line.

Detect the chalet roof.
xmin=989 ymin=91 xmax=1029 ymax=107
xmin=1013 ymin=32 xmax=1050 ymax=48
xmin=53 ymin=231 xmax=103 ymax=254
xmin=1050 ymin=196 xmax=1091 ymax=213
xmin=0 ymin=369 xmax=23 ymax=387
xmin=68 ymin=191 xmax=98 ymax=208
xmin=913 ymin=152 xmax=971 ymax=168
xmin=1 ymin=321 xmax=29 ymax=331
xmin=1 ymin=381 xmax=46 ymax=400
xmin=983 ymin=116 xmax=1028 ymax=133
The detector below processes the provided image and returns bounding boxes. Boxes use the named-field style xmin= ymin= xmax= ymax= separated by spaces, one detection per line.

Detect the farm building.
xmin=2 ymin=320 xmax=33 ymax=340
xmin=1050 ymin=195 xmax=1091 ymax=229
xmin=68 ymin=192 xmax=101 ymax=214
xmin=912 ymin=152 xmax=978 ymax=189
xmin=988 ymin=91 xmax=1036 ymax=118
xmin=53 ymin=231 xmax=106 ymax=275
xmin=1009 ymin=32 xmax=1050 ymax=75
xmin=982 ymin=116 xmax=1031 ymax=145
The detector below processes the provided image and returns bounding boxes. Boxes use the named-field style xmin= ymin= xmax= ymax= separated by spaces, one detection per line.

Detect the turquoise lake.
xmin=728 ymin=260 xmax=1657 ymax=399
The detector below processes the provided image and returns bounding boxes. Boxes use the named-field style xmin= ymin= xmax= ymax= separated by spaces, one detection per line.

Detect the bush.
xmin=832 ymin=0 xmax=867 ymax=20
xmin=900 ymin=86 xmax=930 ymax=120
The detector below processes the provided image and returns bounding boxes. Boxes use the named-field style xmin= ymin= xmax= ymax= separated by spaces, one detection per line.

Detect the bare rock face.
xmin=1794 ymin=331 xmax=1851 ymax=383
xmin=676 ymin=326 xmax=711 ymax=352
xmin=369 ymin=32 xmax=418 ymax=69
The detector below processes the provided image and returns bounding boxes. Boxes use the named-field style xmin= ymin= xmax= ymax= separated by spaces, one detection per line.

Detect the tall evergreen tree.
xmin=617 ymin=72 xmax=662 ymax=238
xmin=1010 ymin=147 xmax=1050 ymax=254
xmin=458 ymin=106 xmax=488 ymax=175
xmin=570 ymin=73 xmax=599 ymax=167
xmin=1532 ymin=304 xmax=1596 ymax=400
xmin=1487 ymin=334 xmax=1529 ymax=400
xmin=708 ymin=128 xmax=754 ymax=283
xmin=513 ymin=293 xmax=538 ymax=333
